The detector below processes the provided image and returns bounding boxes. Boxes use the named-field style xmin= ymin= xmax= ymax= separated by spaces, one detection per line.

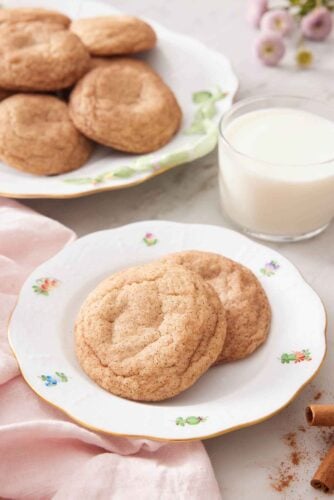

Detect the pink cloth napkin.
xmin=0 ymin=199 xmax=221 ymax=500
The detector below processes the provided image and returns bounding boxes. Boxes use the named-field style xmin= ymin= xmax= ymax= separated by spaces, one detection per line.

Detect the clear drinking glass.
xmin=218 ymin=96 xmax=334 ymax=242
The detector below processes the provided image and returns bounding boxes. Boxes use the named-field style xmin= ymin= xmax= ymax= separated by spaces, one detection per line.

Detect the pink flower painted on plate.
xmin=260 ymin=10 xmax=294 ymax=36
xmin=260 ymin=260 xmax=280 ymax=277
xmin=254 ymin=32 xmax=285 ymax=66
xmin=32 ymin=277 xmax=60 ymax=296
xmin=301 ymin=7 xmax=333 ymax=41
xmin=143 ymin=233 xmax=158 ymax=246
xmin=280 ymin=350 xmax=312 ymax=364
xmin=247 ymin=0 xmax=268 ymax=28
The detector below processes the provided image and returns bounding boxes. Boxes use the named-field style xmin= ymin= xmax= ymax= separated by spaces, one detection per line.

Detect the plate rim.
xmin=7 ymin=221 xmax=327 ymax=441
xmin=0 ymin=3 xmax=239 ymax=199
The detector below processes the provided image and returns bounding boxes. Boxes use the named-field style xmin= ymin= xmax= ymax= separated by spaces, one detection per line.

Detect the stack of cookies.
xmin=0 ymin=7 xmax=182 ymax=176
xmin=75 ymin=250 xmax=271 ymax=402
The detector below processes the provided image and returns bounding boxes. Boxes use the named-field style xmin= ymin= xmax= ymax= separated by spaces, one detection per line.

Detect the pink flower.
xmin=247 ymin=0 xmax=268 ymax=28
xmin=260 ymin=10 xmax=294 ymax=36
xmin=301 ymin=7 xmax=333 ymax=41
xmin=254 ymin=32 xmax=285 ymax=66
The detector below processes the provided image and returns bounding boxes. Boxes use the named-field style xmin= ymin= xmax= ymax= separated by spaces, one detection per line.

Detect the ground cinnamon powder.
xmin=270 ymin=463 xmax=295 ymax=492
xmin=284 ymin=432 xmax=297 ymax=448
xmin=320 ymin=429 xmax=334 ymax=446
xmin=291 ymin=451 xmax=300 ymax=465
xmin=268 ymin=389 xmax=330 ymax=493
xmin=284 ymin=432 xmax=304 ymax=467
xmin=269 ymin=431 xmax=307 ymax=492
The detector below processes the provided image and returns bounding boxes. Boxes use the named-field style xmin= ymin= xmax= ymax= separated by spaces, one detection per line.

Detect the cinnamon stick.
xmin=311 ymin=444 xmax=334 ymax=493
xmin=306 ymin=405 xmax=334 ymax=426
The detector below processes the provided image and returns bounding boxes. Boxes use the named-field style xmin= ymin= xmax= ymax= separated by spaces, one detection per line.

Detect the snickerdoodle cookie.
xmin=69 ymin=58 xmax=182 ymax=153
xmin=0 ymin=7 xmax=71 ymax=27
xmin=0 ymin=89 xmax=12 ymax=101
xmin=75 ymin=262 xmax=226 ymax=401
xmin=71 ymin=16 xmax=157 ymax=55
xmin=0 ymin=94 xmax=94 ymax=175
xmin=0 ymin=21 xmax=90 ymax=91
xmin=89 ymin=56 xmax=114 ymax=70
xmin=162 ymin=251 xmax=271 ymax=363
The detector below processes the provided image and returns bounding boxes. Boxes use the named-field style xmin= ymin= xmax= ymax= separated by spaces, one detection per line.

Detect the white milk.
xmin=219 ymin=107 xmax=334 ymax=238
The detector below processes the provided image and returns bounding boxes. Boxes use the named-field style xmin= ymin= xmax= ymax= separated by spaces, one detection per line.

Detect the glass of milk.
xmin=218 ymin=96 xmax=334 ymax=241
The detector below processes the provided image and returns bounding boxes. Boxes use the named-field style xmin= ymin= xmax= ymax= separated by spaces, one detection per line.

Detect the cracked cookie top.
xmin=0 ymin=21 xmax=90 ymax=91
xmin=0 ymin=8 xmax=71 ymax=27
xmin=71 ymin=15 xmax=157 ymax=56
xmin=162 ymin=251 xmax=271 ymax=363
xmin=0 ymin=94 xmax=94 ymax=175
xmin=75 ymin=261 xmax=226 ymax=401
xmin=69 ymin=58 xmax=182 ymax=154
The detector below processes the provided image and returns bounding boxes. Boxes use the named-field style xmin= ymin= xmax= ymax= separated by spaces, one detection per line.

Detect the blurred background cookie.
xmin=75 ymin=261 xmax=226 ymax=401
xmin=0 ymin=94 xmax=94 ymax=175
xmin=71 ymin=15 xmax=157 ymax=55
xmin=0 ymin=7 xmax=71 ymax=27
xmin=162 ymin=251 xmax=271 ymax=363
xmin=69 ymin=58 xmax=182 ymax=153
xmin=0 ymin=21 xmax=90 ymax=91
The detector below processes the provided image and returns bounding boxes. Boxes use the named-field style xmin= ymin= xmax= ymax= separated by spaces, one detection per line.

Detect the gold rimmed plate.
xmin=8 ymin=221 xmax=326 ymax=441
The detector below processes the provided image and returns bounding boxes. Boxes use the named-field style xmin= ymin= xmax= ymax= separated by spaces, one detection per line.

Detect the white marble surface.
xmin=24 ymin=1 xmax=334 ymax=498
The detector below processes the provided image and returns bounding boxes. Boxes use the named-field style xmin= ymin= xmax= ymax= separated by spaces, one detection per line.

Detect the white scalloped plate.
xmin=8 ymin=221 xmax=326 ymax=441
xmin=0 ymin=0 xmax=238 ymax=199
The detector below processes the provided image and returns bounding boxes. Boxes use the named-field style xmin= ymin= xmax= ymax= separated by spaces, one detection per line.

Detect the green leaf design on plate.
xmin=113 ymin=166 xmax=136 ymax=178
xmin=63 ymin=178 xmax=95 ymax=185
xmin=200 ymin=101 xmax=217 ymax=119
xmin=176 ymin=416 xmax=207 ymax=426
xmin=185 ymin=121 xmax=207 ymax=135
xmin=186 ymin=87 xmax=227 ymax=136
xmin=131 ymin=156 xmax=156 ymax=172
xmin=280 ymin=349 xmax=312 ymax=364
xmin=192 ymin=91 xmax=213 ymax=103
xmin=94 ymin=172 xmax=112 ymax=183
xmin=55 ymin=371 xmax=69 ymax=382
xmin=160 ymin=151 xmax=189 ymax=167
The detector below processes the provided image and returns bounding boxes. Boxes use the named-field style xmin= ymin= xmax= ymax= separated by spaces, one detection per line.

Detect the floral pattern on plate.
xmin=280 ymin=350 xmax=312 ymax=364
xmin=260 ymin=260 xmax=280 ymax=277
xmin=143 ymin=233 xmax=158 ymax=246
xmin=32 ymin=278 xmax=60 ymax=296
xmin=9 ymin=220 xmax=326 ymax=441
xmin=39 ymin=372 xmax=69 ymax=386
xmin=185 ymin=87 xmax=227 ymax=135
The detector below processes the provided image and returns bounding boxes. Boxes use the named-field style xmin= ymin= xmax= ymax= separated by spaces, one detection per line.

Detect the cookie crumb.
xmin=314 ymin=391 xmax=322 ymax=401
